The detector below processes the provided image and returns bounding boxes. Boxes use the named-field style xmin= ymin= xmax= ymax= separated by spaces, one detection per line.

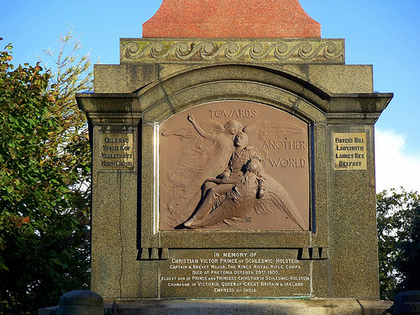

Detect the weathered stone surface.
xmin=103 ymin=299 xmax=392 ymax=314
xmin=93 ymin=62 xmax=376 ymax=97
xmin=143 ymin=0 xmax=320 ymax=38
xmin=40 ymin=297 xmax=393 ymax=314
xmin=120 ymin=38 xmax=344 ymax=64
xmin=308 ymin=65 xmax=374 ymax=94
xmin=77 ymin=64 xmax=392 ymax=300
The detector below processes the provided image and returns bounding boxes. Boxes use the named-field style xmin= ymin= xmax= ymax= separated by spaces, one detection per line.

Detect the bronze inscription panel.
xmin=160 ymin=249 xmax=311 ymax=298
xmin=99 ymin=133 xmax=134 ymax=170
xmin=334 ymin=133 xmax=367 ymax=170
xmin=160 ymin=101 xmax=310 ymax=230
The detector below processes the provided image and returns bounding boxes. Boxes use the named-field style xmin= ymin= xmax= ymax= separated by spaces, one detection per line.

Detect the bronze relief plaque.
xmin=160 ymin=101 xmax=310 ymax=231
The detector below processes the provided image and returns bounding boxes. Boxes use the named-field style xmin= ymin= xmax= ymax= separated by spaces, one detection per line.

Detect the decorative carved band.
xmin=120 ymin=38 xmax=345 ymax=64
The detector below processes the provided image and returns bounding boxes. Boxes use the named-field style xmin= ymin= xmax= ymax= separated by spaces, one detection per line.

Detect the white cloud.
xmin=375 ymin=128 xmax=420 ymax=192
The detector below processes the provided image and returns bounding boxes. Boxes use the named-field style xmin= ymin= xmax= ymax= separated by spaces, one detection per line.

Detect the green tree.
xmin=395 ymin=204 xmax=420 ymax=292
xmin=377 ymin=188 xmax=420 ymax=300
xmin=0 ymin=32 xmax=92 ymax=315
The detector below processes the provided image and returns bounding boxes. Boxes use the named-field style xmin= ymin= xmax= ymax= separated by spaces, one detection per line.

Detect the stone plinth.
xmin=143 ymin=0 xmax=320 ymax=38
xmin=103 ymin=299 xmax=393 ymax=315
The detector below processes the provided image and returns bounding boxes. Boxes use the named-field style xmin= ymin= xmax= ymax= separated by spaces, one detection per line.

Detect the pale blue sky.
xmin=1 ymin=0 xmax=419 ymax=191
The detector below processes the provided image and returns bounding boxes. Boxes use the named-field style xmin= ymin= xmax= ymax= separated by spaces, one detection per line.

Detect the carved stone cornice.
xmin=120 ymin=38 xmax=345 ymax=64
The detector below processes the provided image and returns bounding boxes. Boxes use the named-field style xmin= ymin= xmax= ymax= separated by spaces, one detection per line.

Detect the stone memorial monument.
xmin=76 ymin=0 xmax=393 ymax=313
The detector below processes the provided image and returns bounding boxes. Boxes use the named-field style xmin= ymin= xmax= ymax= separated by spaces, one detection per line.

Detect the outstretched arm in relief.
xmin=187 ymin=114 xmax=215 ymax=140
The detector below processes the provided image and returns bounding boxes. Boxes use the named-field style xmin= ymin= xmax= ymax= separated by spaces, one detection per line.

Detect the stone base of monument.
xmin=103 ymin=298 xmax=392 ymax=315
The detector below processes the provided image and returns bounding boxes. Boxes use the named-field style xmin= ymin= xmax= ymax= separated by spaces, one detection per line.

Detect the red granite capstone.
xmin=143 ymin=0 xmax=321 ymax=38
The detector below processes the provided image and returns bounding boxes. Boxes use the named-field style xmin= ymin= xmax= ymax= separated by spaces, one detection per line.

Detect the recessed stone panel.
xmin=160 ymin=249 xmax=311 ymax=298
xmin=99 ymin=132 xmax=134 ymax=171
xmin=333 ymin=132 xmax=367 ymax=170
